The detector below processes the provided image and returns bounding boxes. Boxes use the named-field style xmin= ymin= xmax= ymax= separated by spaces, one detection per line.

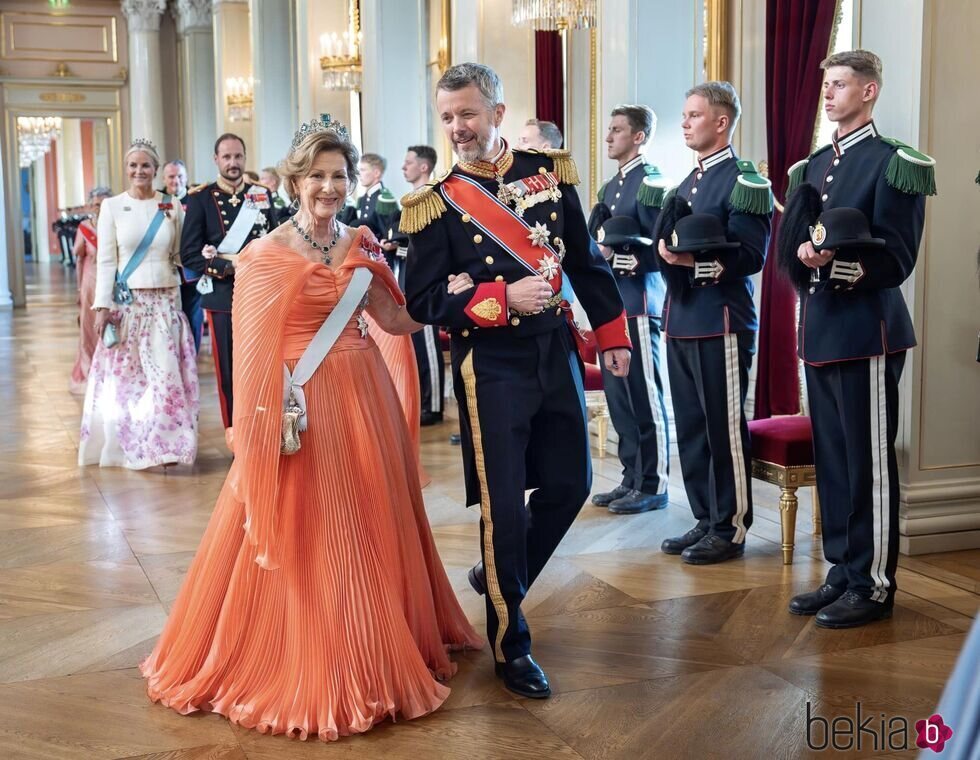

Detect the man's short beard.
xmin=456 ymin=132 xmax=495 ymax=162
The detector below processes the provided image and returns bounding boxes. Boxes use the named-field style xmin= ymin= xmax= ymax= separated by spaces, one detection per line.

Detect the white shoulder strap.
xmin=282 ymin=266 xmax=373 ymax=430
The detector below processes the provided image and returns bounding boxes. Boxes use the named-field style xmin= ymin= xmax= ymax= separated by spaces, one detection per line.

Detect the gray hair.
xmin=685 ymin=81 xmax=741 ymax=130
xmin=88 ymin=186 xmax=112 ymax=200
xmin=526 ymin=118 xmax=563 ymax=148
xmin=437 ymin=62 xmax=504 ymax=108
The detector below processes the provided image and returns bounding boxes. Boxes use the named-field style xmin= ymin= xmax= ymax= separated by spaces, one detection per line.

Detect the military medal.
xmin=228 ymin=193 xmax=241 ymax=208
xmin=500 ymin=172 xmax=562 ymax=216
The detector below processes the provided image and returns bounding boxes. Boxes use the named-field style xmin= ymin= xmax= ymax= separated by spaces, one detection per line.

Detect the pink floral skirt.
xmin=79 ymin=287 xmax=199 ymax=469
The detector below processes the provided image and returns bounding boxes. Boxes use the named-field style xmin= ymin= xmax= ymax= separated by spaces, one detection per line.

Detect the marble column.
xmin=173 ymin=0 xmax=218 ymax=182
xmin=249 ymin=0 xmax=297 ymax=170
xmin=122 ymin=0 xmax=168 ymax=158
xmin=212 ymin=0 xmax=254 ymax=154
xmin=360 ymin=0 xmax=427 ymax=199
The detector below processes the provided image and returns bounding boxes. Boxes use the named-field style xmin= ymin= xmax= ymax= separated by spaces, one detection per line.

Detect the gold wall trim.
xmin=39 ymin=92 xmax=86 ymax=103
xmin=588 ymin=26 xmax=597 ymax=203
xmin=704 ymin=0 xmax=728 ymax=81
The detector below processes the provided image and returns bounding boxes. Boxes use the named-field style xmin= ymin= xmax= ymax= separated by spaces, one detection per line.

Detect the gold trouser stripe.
xmin=461 ymin=349 xmax=510 ymax=662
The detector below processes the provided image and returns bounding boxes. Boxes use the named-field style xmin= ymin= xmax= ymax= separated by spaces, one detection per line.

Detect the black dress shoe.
xmin=495 ymin=655 xmax=551 ymax=699
xmin=788 ymin=584 xmax=845 ymax=616
xmin=592 ymin=484 xmax=630 ymax=507
xmin=661 ymin=527 xmax=707 ymax=555
xmin=681 ymin=534 xmax=745 ymax=565
xmin=449 ymin=433 xmax=462 ymax=445
xmin=815 ymin=591 xmax=893 ymax=629
xmin=468 ymin=561 xmax=485 ymax=596
xmin=608 ymin=490 xmax=669 ymax=515
xmin=420 ymin=411 xmax=444 ymax=426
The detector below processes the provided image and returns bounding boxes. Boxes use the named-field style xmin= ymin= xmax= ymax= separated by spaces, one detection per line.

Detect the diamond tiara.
xmin=290 ymin=113 xmax=350 ymax=153
xmin=129 ymin=137 xmax=158 ymax=153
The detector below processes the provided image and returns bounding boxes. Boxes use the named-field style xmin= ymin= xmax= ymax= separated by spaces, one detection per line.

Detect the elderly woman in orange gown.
xmin=69 ymin=187 xmax=111 ymax=394
xmin=141 ymin=119 xmax=481 ymax=742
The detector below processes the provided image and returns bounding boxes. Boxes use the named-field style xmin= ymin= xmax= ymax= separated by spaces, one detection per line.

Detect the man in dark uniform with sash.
xmin=654 ymin=81 xmax=773 ymax=565
xmin=589 ymin=104 xmax=671 ymax=514
xmin=405 ymin=63 xmax=631 ymax=699
xmin=181 ymin=133 xmax=276 ymax=429
xmin=779 ymin=50 xmax=935 ymax=628
xmin=381 ymin=145 xmax=446 ymax=425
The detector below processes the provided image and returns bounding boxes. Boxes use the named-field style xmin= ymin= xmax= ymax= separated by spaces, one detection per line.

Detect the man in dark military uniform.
xmin=353 ymin=153 xmax=395 ymax=239
xmin=589 ymin=104 xmax=670 ymax=514
xmin=181 ymin=133 xmax=277 ymax=429
xmin=654 ymin=81 xmax=773 ymax=565
xmin=778 ymin=50 xmax=935 ymax=629
xmin=405 ymin=63 xmax=631 ymax=699
xmin=380 ymin=145 xmax=446 ymax=425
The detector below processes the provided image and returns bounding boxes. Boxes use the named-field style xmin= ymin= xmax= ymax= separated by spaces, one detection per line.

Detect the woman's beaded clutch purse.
xmin=281 ymin=391 xmax=304 ymax=455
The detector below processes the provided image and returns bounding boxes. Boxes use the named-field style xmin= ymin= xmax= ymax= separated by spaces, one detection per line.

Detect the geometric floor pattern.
xmin=0 ymin=262 xmax=975 ymax=759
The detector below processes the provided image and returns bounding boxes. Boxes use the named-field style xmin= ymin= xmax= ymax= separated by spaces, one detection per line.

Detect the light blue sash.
xmin=112 ymin=194 xmax=172 ymax=305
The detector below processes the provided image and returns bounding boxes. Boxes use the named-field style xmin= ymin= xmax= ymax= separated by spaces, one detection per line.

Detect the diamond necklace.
xmin=290 ymin=216 xmax=341 ymax=265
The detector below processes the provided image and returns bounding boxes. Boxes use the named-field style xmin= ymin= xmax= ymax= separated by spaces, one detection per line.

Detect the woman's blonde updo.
xmin=278 ymin=129 xmax=359 ymax=199
xmin=124 ymin=138 xmax=161 ymax=169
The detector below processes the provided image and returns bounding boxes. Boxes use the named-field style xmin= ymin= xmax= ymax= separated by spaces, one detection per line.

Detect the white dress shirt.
xmin=94 ymin=191 xmax=183 ymax=309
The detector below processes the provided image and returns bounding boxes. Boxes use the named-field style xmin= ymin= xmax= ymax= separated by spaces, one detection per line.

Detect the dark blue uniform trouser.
xmin=453 ymin=327 xmax=590 ymax=662
xmin=180 ymin=282 xmax=203 ymax=353
xmin=205 ymin=310 xmax=234 ymax=429
xmin=805 ymin=351 xmax=905 ymax=604
xmin=412 ymin=324 xmax=444 ymax=415
xmin=667 ymin=331 xmax=754 ymax=543
xmin=601 ymin=315 xmax=669 ymax=495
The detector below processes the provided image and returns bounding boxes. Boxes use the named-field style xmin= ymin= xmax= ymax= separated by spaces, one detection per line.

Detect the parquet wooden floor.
xmin=0 ymin=262 xmax=976 ymax=759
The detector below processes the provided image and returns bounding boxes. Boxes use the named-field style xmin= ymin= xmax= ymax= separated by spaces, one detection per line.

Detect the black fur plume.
xmin=652 ymin=194 xmax=694 ymax=294
xmin=777 ymin=183 xmax=822 ymax=287
xmin=587 ymin=202 xmax=612 ymax=239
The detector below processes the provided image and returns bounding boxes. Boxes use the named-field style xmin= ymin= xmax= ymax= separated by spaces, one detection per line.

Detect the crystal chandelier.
xmin=226 ymin=77 xmax=254 ymax=122
xmin=512 ymin=0 xmax=597 ymax=30
xmin=320 ymin=0 xmax=362 ymax=91
xmin=17 ymin=116 xmax=62 ymax=168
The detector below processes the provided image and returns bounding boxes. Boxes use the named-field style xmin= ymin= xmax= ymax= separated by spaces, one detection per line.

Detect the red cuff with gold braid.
xmin=463 ymin=282 xmax=508 ymax=328
xmin=593 ymin=310 xmax=632 ymax=352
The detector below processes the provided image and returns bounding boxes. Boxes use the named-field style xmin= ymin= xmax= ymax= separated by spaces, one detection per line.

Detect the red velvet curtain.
xmin=755 ymin=0 xmax=838 ymax=418
xmin=534 ymin=31 xmax=564 ymax=136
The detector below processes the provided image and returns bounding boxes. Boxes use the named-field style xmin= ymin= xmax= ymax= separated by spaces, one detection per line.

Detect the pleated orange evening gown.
xmin=141 ymin=231 xmax=482 ymax=741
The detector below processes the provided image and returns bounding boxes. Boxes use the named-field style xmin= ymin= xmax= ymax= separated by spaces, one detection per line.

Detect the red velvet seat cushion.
xmin=439 ymin=328 xmax=450 ymax=351
xmin=584 ymin=364 xmax=604 ymax=391
xmin=748 ymin=416 xmax=815 ymax=467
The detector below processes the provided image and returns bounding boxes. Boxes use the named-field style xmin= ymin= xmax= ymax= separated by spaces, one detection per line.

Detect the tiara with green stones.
xmin=290 ymin=114 xmax=350 ymax=153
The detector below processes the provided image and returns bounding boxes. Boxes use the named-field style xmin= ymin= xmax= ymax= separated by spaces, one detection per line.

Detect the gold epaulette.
xmin=515 ymin=147 xmax=580 ymax=186
xmin=398 ymin=182 xmax=446 ymax=234
xmin=187 ymin=182 xmax=208 ymax=195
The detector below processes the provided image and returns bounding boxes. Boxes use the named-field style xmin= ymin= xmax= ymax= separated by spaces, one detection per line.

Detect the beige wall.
xmin=864 ymin=0 xmax=980 ymax=553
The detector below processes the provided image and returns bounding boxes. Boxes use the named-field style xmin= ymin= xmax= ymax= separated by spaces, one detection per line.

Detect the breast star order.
xmin=538 ymin=253 xmax=561 ymax=280
xmin=527 ymin=222 xmax=551 ymax=248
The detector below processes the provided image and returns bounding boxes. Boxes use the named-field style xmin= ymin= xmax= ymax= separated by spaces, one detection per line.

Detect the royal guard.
xmin=778 ymin=49 xmax=936 ymax=629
